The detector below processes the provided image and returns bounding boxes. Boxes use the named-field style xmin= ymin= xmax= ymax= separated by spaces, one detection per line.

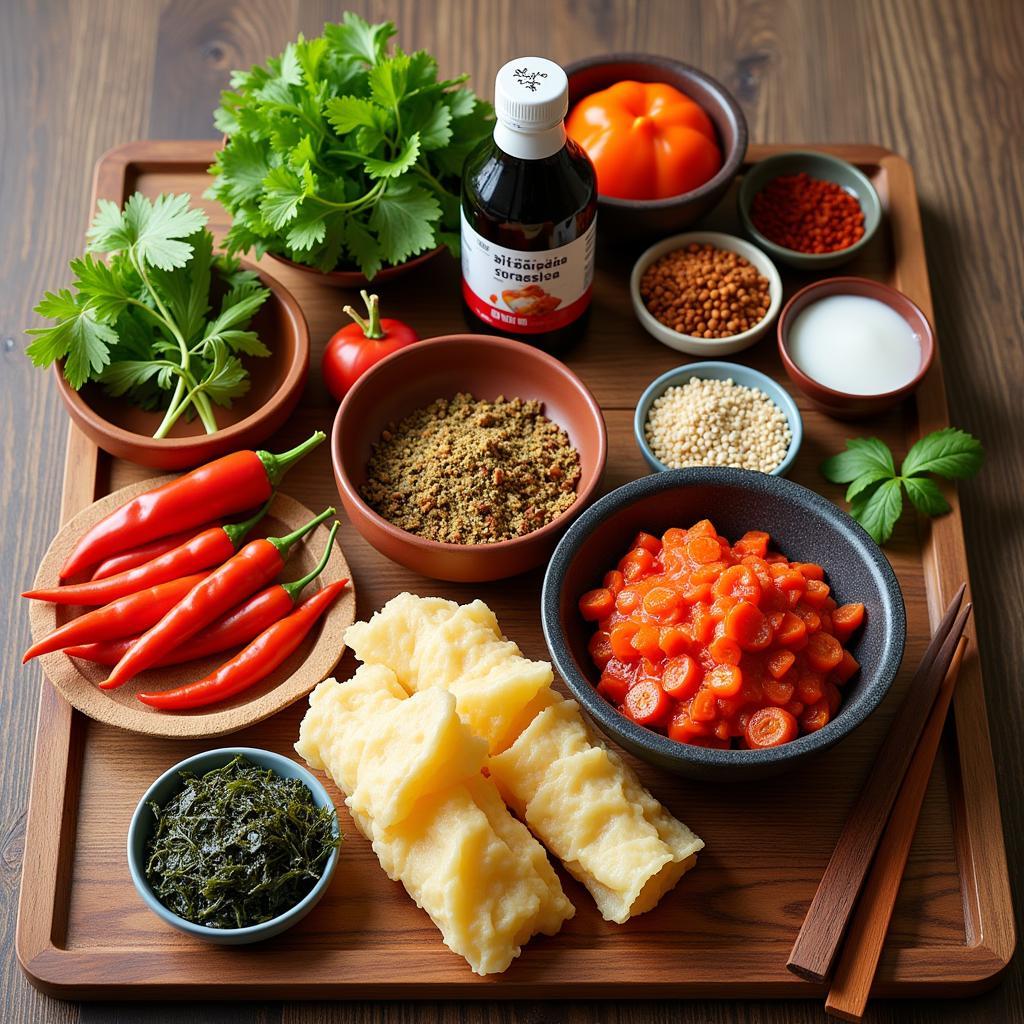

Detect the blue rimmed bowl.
xmin=128 ymin=747 xmax=340 ymax=945
xmin=634 ymin=361 xmax=803 ymax=477
xmin=542 ymin=468 xmax=906 ymax=781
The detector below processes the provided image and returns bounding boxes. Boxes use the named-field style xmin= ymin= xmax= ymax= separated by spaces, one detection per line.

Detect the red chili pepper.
xmin=59 ymin=431 xmax=325 ymax=580
xmin=65 ymin=530 xmax=346 ymax=668
xmin=321 ymin=291 xmax=419 ymax=402
xmin=100 ymin=508 xmax=336 ymax=689
xmin=137 ymin=576 xmax=348 ymax=711
xmin=22 ymin=572 xmax=212 ymax=663
xmin=89 ymin=523 xmax=222 ymax=580
xmin=25 ymin=503 xmax=269 ymax=606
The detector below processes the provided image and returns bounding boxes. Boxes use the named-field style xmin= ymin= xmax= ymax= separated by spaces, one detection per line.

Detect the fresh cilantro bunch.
xmin=821 ymin=428 xmax=984 ymax=544
xmin=26 ymin=192 xmax=271 ymax=439
xmin=207 ymin=14 xmax=493 ymax=277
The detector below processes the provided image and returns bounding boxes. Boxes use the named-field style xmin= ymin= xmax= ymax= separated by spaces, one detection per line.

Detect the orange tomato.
xmin=630 ymin=624 xmax=663 ymax=660
xmin=833 ymin=602 xmax=865 ymax=641
xmin=662 ymin=654 xmax=702 ymax=699
xmin=587 ymin=631 xmax=613 ymax=670
xmin=566 ymin=81 xmax=722 ymax=200
xmin=706 ymin=663 xmax=743 ymax=697
xmin=709 ymin=635 xmax=742 ymax=666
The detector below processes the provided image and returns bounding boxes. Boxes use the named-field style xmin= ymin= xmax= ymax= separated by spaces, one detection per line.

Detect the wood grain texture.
xmin=8 ymin=140 xmax=1010 ymax=1002
xmin=826 ymin=638 xmax=969 ymax=1022
xmin=2 ymin=1 xmax=1021 ymax=1022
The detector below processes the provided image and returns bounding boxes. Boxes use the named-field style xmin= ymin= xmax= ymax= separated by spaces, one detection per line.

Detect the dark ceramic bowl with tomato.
xmin=565 ymin=54 xmax=747 ymax=241
xmin=331 ymin=334 xmax=607 ymax=582
xmin=542 ymin=468 xmax=905 ymax=781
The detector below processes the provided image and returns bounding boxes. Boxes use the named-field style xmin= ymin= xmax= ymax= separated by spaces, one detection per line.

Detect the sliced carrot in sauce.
xmin=745 ymin=707 xmax=798 ymax=748
xmin=624 ymin=678 xmax=671 ymax=725
xmin=579 ymin=587 xmax=614 ymax=621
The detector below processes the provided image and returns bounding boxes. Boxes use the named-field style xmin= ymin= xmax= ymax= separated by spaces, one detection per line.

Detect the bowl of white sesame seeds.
xmin=634 ymin=362 xmax=802 ymax=477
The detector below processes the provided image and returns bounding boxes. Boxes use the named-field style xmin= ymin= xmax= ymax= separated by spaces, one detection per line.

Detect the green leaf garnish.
xmin=820 ymin=437 xmax=895 ymax=483
xmin=821 ymin=428 xmax=983 ymax=545
xmin=901 ymin=427 xmax=985 ymax=479
xmin=902 ymin=475 xmax=951 ymax=517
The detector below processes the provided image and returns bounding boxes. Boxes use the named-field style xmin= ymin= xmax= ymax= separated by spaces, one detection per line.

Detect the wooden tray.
xmin=15 ymin=140 xmax=1015 ymax=1000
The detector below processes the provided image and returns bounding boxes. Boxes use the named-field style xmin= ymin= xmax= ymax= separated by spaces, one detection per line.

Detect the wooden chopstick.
xmin=787 ymin=583 xmax=971 ymax=983
xmin=825 ymin=636 xmax=968 ymax=1022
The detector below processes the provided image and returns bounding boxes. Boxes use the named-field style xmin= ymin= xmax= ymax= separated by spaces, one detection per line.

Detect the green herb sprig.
xmin=821 ymin=428 xmax=984 ymax=544
xmin=207 ymin=13 xmax=493 ymax=278
xmin=26 ymin=193 xmax=271 ymax=438
xmin=145 ymin=756 xmax=340 ymax=930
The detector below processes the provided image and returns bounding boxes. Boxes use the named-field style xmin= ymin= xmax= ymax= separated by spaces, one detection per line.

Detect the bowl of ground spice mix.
xmin=331 ymin=335 xmax=607 ymax=581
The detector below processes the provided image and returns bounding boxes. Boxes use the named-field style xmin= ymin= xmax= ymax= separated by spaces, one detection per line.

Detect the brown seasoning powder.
xmin=362 ymin=393 xmax=582 ymax=544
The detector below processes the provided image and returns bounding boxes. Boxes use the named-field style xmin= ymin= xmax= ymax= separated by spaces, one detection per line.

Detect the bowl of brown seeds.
xmin=630 ymin=231 xmax=783 ymax=357
xmin=331 ymin=335 xmax=608 ymax=581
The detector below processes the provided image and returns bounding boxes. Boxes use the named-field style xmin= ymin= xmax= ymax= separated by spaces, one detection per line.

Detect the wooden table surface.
xmin=1 ymin=1 xmax=1020 ymax=1021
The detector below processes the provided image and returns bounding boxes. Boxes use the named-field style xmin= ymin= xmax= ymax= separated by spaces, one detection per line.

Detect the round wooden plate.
xmin=28 ymin=479 xmax=355 ymax=739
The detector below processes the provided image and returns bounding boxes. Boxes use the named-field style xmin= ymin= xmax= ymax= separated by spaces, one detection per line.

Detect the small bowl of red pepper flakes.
xmin=738 ymin=151 xmax=882 ymax=270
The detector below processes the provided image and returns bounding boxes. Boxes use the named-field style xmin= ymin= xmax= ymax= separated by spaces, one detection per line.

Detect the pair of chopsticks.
xmin=787 ymin=583 xmax=972 ymax=1021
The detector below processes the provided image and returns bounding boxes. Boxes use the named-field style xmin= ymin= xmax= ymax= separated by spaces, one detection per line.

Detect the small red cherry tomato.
xmin=321 ymin=290 xmax=419 ymax=402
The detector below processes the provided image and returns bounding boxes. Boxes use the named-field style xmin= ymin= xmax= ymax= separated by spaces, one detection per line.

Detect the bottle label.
xmin=460 ymin=211 xmax=596 ymax=334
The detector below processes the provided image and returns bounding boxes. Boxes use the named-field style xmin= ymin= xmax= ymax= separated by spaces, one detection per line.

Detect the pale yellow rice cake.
xmin=344 ymin=593 xmax=551 ymax=754
xmin=343 ymin=593 xmax=704 ymax=923
xmin=294 ymin=666 xmax=574 ymax=975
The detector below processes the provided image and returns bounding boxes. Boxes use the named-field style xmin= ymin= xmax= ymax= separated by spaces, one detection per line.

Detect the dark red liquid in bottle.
xmin=460 ymin=57 xmax=598 ymax=356
xmin=461 ymin=141 xmax=597 ymax=353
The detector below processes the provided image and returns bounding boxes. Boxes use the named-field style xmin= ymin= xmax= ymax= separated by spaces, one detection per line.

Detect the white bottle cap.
xmin=494 ymin=57 xmax=568 ymax=132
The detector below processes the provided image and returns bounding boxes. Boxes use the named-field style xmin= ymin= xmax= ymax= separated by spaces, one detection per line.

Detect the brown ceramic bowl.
xmin=54 ymin=261 xmax=309 ymax=470
xmin=331 ymin=335 xmax=607 ymax=582
xmin=565 ymin=54 xmax=748 ymax=241
xmin=777 ymin=277 xmax=936 ymax=418
xmin=265 ymin=246 xmax=446 ymax=288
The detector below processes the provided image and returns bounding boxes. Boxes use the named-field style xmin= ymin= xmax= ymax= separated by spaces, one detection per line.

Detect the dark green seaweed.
xmin=144 ymin=755 xmax=340 ymax=929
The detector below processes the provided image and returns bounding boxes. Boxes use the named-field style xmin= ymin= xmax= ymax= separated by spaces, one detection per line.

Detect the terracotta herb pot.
xmin=53 ymin=260 xmax=309 ymax=470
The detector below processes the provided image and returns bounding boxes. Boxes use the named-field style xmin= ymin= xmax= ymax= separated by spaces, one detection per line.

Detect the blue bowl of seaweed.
xmin=128 ymin=747 xmax=341 ymax=945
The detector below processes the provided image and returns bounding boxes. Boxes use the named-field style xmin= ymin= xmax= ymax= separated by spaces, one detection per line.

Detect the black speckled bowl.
xmin=542 ymin=468 xmax=906 ymax=780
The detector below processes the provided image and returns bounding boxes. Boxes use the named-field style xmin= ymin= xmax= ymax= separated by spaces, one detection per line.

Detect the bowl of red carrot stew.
xmin=542 ymin=467 xmax=905 ymax=781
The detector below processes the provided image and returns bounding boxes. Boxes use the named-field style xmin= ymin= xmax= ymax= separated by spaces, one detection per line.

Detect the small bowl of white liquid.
xmin=777 ymin=277 xmax=935 ymax=417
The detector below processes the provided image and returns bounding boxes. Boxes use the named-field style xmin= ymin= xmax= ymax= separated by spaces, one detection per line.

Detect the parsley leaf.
xmin=26 ymin=298 xmax=117 ymax=388
xmin=323 ymin=13 xmax=396 ymax=65
xmin=209 ymin=17 xmax=492 ymax=277
xmin=370 ymin=181 xmax=440 ymax=265
xmin=88 ymin=192 xmax=207 ymax=270
xmin=99 ymin=359 xmax=168 ymax=396
xmin=26 ymin=193 xmax=271 ymax=437
xmin=901 ymin=427 xmax=984 ymax=479
xmin=148 ymin=229 xmax=214 ymax=345
xmin=259 ymin=166 xmax=305 ymax=228
xmin=364 ymin=132 xmax=420 ymax=179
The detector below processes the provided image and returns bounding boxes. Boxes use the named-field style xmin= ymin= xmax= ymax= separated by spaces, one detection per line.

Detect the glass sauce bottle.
xmin=461 ymin=57 xmax=598 ymax=354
